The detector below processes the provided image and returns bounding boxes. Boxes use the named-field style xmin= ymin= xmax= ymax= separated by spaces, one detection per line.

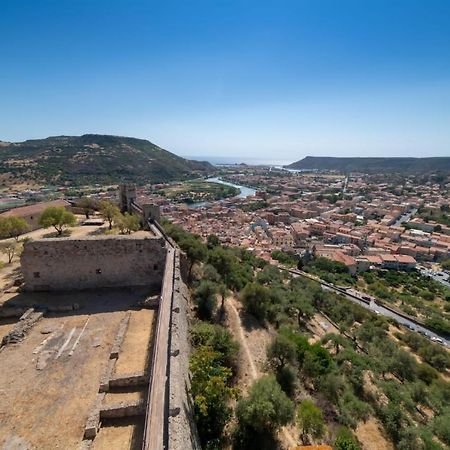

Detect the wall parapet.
xmin=21 ymin=235 xmax=166 ymax=291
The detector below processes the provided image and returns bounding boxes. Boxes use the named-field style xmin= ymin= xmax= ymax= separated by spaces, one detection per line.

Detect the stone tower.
xmin=119 ymin=184 xmax=137 ymax=212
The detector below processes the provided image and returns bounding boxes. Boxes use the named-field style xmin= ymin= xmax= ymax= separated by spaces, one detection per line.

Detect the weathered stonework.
xmin=168 ymin=251 xmax=201 ymax=450
xmin=21 ymin=235 xmax=167 ymax=291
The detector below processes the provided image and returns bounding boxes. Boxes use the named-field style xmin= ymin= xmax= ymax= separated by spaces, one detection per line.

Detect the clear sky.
xmin=1 ymin=0 xmax=449 ymax=162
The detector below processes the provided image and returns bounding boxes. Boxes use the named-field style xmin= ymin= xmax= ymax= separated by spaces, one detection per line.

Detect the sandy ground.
xmin=0 ymin=289 xmax=155 ymax=450
xmin=92 ymin=417 xmax=145 ymax=450
xmin=356 ymin=418 xmax=394 ymax=450
xmin=103 ymin=388 xmax=147 ymax=407
xmin=114 ymin=309 xmax=155 ymax=375
xmin=0 ymin=317 xmax=16 ymax=338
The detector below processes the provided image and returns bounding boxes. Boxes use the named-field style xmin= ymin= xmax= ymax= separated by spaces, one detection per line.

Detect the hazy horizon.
xmin=1 ymin=0 xmax=449 ymax=160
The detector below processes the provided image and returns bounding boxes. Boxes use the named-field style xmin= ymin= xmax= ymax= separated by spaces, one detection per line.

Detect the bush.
xmin=297 ymin=399 xmax=325 ymax=442
xmin=333 ymin=426 xmax=361 ymax=450
xmin=431 ymin=409 xmax=450 ymax=446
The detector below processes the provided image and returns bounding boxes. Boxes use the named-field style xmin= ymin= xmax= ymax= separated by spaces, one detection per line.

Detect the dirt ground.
xmin=0 ymin=317 xmax=16 ymax=338
xmin=92 ymin=417 xmax=145 ymax=450
xmin=224 ymin=297 xmax=299 ymax=449
xmin=356 ymin=418 xmax=394 ymax=450
xmin=114 ymin=309 xmax=155 ymax=375
xmin=103 ymin=387 xmax=147 ymax=407
xmin=0 ymin=288 xmax=156 ymax=450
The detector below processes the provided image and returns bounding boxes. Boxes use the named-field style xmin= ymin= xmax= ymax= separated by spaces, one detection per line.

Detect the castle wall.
xmin=21 ymin=235 xmax=167 ymax=291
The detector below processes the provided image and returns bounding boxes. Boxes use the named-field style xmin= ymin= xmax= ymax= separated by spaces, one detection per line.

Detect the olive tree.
xmin=39 ymin=207 xmax=76 ymax=235
xmin=98 ymin=200 xmax=120 ymax=230
xmin=0 ymin=217 xmax=29 ymax=241
xmin=235 ymin=375 xmax=294 ymax=447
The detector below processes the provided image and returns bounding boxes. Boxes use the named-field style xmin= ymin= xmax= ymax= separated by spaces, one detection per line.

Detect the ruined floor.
xmin=0 ymin=288 xmax=156 ymax=450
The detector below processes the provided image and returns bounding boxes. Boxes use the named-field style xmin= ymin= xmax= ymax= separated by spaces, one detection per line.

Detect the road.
xmin=419 ymin=266 xmax=450 ymax=289
xmin=392 ymin=208 xmax=418 ymax=227
xmin=285 ymin=268 xmax=450 ymax=347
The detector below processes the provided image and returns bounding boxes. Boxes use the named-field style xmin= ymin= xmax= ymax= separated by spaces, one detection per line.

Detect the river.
xmin=188 ymin=177 xmax=256 ymax=208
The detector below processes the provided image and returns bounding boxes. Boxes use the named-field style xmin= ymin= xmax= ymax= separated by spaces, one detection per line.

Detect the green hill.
xmin=286 ymin=156 xmax=450 ymax=173
xmin=0 ymin=134 xmax=214 ymax=186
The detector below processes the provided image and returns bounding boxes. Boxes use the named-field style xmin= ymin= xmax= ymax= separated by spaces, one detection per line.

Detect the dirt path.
xmin=227 ymin=300 xmax=258 ymax=379
xmin=225 ymin=297 xmax=298 ymax=449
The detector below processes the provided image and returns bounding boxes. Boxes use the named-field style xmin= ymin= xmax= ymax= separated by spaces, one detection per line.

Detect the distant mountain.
xmin=286 ymin=156 xmax=450 ymax=173
xmin=0 ymin=134 xmax=214 ymax=186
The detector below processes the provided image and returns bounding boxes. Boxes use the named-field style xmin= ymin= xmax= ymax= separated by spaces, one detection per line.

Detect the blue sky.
xmin=1 ymin=0 xmax=449 ymax=162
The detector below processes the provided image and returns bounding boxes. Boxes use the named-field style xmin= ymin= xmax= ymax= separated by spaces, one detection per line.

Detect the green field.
xmin=155 ymin=180 xmax=240 ymax=203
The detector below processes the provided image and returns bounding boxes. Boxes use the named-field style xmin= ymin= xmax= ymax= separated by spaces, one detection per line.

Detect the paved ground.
xmin=0 ymin=288 xmax=156 ymax=450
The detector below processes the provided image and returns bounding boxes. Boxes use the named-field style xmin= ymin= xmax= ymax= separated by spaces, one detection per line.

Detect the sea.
xmin=184 ymin=155 xmax=295 ymax=167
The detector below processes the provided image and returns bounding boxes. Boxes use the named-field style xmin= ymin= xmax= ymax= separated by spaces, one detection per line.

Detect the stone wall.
xmin=168 ymin=250 xmax=201 ymax=450
xmin=21 ymin=235 xmax=167 ymax=291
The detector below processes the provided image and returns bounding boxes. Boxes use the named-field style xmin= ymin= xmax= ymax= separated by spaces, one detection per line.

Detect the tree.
xmin=217 ymin=282 xmax=230 ymax=315
xmin=98 ymin=200 xmax=120 ymax=230
xmin=236 ymin=375 xmax=294 ymax=443
xmin=207 ymin=246 xmax=243 ymax=289
xmin=292 ymin=297 xmax=315 ymax=329
xmin=302 ymin=343 xmax=333 ymax=377
xmin=207 ymin=234 xmax=220 ymax=248
xmin=79 ymin=196 xmax=96 ymax=219
xmin=388 ymin=349 xmax=417 ymax=381
xmin=190 ymin=345 xmax=235 ymax=447
xmin=179 ymin=236 xmax=207 ymax=279
xmin=267 ymin=334 xmax=297 ymax=370
xmin=190 ymin=322 xmax=239 ymax=370
xmin=1 ymin=242 xmax=17 ymax=263
xmin=240 ymin=282 xmax=270 ymax=321
xmin=321 ymin=333 xmax=348 ymax=355
xmin=0 ymin=217 xmax=29 ymax=241
xmin=378 ymin=401 xmax=405 ymax=443
xmin=297 ymin=399 xmax=325 ymax=443
xmin=194 ymin=280 xmax=218 ymax=320
xmin=116 ymin=212 xmax=140 ymax=234
xmin=203 ymin=264 xmax=221 ymax=283
xmin=39 ymin=207 xmax=76 ymax=235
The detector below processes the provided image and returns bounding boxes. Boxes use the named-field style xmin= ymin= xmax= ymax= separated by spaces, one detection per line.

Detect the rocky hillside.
xmin=286 ymin=156 xmax=450 ymax=173
xmin=0 ymin=134 xmax=214 ymax=186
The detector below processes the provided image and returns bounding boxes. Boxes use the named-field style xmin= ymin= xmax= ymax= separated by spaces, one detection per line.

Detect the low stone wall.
xmin=1 ymin=308 xmax=43 ymax=348
xmin=168 ymin=253 xmax=201 ymax=449
xmin=21 ymin=235 xmax=167 ymax=291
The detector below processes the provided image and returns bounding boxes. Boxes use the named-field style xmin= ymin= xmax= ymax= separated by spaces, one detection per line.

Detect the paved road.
xmin=419 ymin=267 xmax=450 ymax=289
xmin=286 ymin=268 xmax=450 ymax=347
xmin=392 ymin=208 xmax=418 ymax=227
